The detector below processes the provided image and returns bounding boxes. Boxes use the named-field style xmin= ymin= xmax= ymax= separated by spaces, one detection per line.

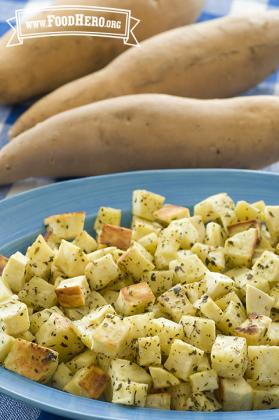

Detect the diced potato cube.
xmin=115 ymin=282 xmax=155 ymax=316
xmin=4 ymin=339 xmax=58 ymax=383
xmin=215 ymin=291 xmax=243 ymax=311
xmin=252 ymin=250 xmax=279 ymax=285
xmin=186 ymin=392 xmax=221 ymax=412
xmin=168 ymin=218 xmax=200 ymax=250
xmin=131 ymin=216 xmax=161 ymax=241
xmin=109 ymin=358 xmax=152 ymax=387
xmin=228 ymin=220 xmax=260 ymax=238
xmin=197 ymin=354 xmax=211 ymax=372
xmin=72 ymin=231 xmax=97 ymax=253
xmin=91 ymin=314 xmax=130 ymax=357
xmin=219 ymin=377 xmax=253 ymax=411
xmin=99 ymin=224 xmax=132 ymax=250
xmin=29 ymin=306 xmax=63 ymax=334
xmin=236 ymin=314 xmax=271 ymax=345
xmin=16 ymin=330 xmax=35 ymax=342
xmin=85 ymin=254 xmax=120 ymax=291
xmin=205 ymin=222 xmax=225 ymax=247
xmin=2 ymin=252 xmax=29 ymax=293
xmin=183 ymin=281 xmax=206 ymax=305
xmin=26 ymin=235 xmax=54 ymax=279
xmin=194 ymin=295 xmax=223 ymax=323
xmin=158 ymin=284 xmax=195 ymax=322
xmin=149 ymin=318 xmax=184 ymax=355
xmin=0 ymin=279 xmax=13 ymax=304
xmin=252 ymin=386 xmax=279 ymax=409
xmin=94 ymin=207 xmax=121 ymax=232
xmin=181 ymin=315 xmax=215 ymax=353
xmin=0 ymin=331 xmax=14 ymax=361
xmin=55 ymin=275 xmax=90 ymax=308
xmin=204 ymin=272 xmax=234 ymax=300
xmin=141 ymin=270 xmax=173 ymax=296
xmin=246 ymin=346 xmax=279 ymax=385
xmin=169 ymin=383 xmax=192 ymax=410
xmin=164 ymin=339 xmax=204 ymax=381
xmin=0 ymin=298 xmax=29 ymax=335
xmin=145 ymin=393 xmax=171 ymax=410
xmin=225 ymin=267 xmax=250 ymax=299
xmin=153 ymin=204 xmax=190 ymax=226
xmin=138 ymin=232 xmax=158 ymax=255
xmin=64 ymin=364 xmax=109 ymax=398
xmin=18 ymin=276 xmax=57 ymax=310
xmin=52 ymin=363 xmax=73 ymax=390
xmin=170 ymin=254 xmax=208 ymax=285
xmin=118 ymin=245 xmax=154 ymax=281
xmin=189 ymin=216 xmax=206 ymax=243
xmin=155 ymin=229 xmax=180 ymax=269
xmin=246 ymin=284 xmax=274 ymax=317
xmin=87 ymin=246 xmax=123 ymax=264
xmin=54 ymin=240 xmax=88 ymax=278
xmin=194 ymin=193 xmax=236 ymax=230
xmin=149 ymin=366 xmax=180 ymax=388
xmin=235 ymin=200 xmax=261 ymax=222
xmin=0 ymin=255 xmax=8 ymax=275
xmin=100 ymin=289 xmax=118 ymax=306
xmin=211 ymin=335 xmax=248 ymax=379
xmin=44 ymin=212 xmax=85 ymax=240
xmin=191 ymin=243 xmax=226 ymax=272
xmin=36 ymin=312 xmax=84 ymax=361
xmin=132 ymin=190 xmax=165 ymax=221
xmin=124 ymin=313 xmax=154 ymax=341
xmin=217 ymin=300 xmax=247 ymax=335
xmin=225 ymin=228 xmax=258 ymax=268
xmin=112 ymin=380 xmax=148 ymax=407
xmin=138 ymin=336 xmax=161 ymax=367
xmin=270 ymin=284 xmax=279 ymax=310
xmin=264 ymin=206 xmax=279 ymax=243
xmin=73 ymin=305 xmax=115 ymax=348
xmin=190 ymin=369 xmax=218 ymax=393
xmin=66 ymin=350 xmax=97 ymax=373
xmin=265 ymin=322 xmax=279 ymax=345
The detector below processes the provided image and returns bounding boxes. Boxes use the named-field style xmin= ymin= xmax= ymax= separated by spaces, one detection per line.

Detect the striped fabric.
xmin=0 ymin=0 xmax=278 ymax=418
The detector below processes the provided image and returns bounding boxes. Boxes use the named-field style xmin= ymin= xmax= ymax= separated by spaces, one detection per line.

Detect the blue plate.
xmin=0 ymin=169 xmax=279 ymax=420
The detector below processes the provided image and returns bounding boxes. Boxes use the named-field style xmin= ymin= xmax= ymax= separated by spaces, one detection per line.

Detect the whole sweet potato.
xmin=0 ymin=0 xmax=203 ymax=104
xmin=10 ymin=10 xmax=279 ymax=138
xmin=1 ymin=94 xmax=279 ymax=184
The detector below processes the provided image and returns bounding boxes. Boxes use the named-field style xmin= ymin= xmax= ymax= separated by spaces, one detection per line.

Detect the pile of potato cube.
xmin=1 ymin=190 xmax=279 ymax=411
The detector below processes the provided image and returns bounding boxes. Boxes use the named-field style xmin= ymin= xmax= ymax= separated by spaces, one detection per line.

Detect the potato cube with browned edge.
xmin=138 ymin=335 xmax=161 ymax=367
xmin=219 ymin=377 xmax=253 ymax=411
xmin=4 ymin=339 xmax=58 ymax=383
xmin=132 ymin=190 xmax=165 ymax=221
xmin=36 ymin=312 xmax=84 ymax=362
xmin=246 ymin=346 xmax=279 ymax=385
xmin=73 ymin=231 xmax=97 ymax=253
xmin=164 ymin=339 xmax=204 ymax=381
xmin=94 ymin=207 xmax=121 ymax=232
xmin=118 ymin=245 xmax=155 ymax=281
xmin=54 ymin=240 xmax=89 ymax=278
xmin=0 ymin=256 xmax=8 ymax=275
xmin=145 ymin=393 xmax=171 ymax=410
xmin=190 ymin=369 xmax=218 ymax=393
xmin=153 ymin=204 xmax=190 ymax=226
xmin=181 ymin=315 xmax=216 ymax=353
xmin=55 ymin=276 xmax=90 ymax=308
xmin=149 ymin=366 xmax=180 ymax=388
xmin=64 ymin=364 xmax=109 ymax=399
xmin=18 ymin=276 xmax=57 ymax=311
xmin=236 ymin=314 xmax=271 ymax=345
xmin=115 ymin=282 xmax=155 ymax=316
xmin=211 ymin=335 xmax=248 ymax=379
xmin=225 ymin=228 xmax=258 ymax=268
xmin=158 ymin=284 xmax=195 ymax=322
xmin=99 ymin=224 xmax=132 ymax=250
xmin=112 ymin=380 xmax=148 ymax=407
xmin=44 ymin=212 xmax=85 ymax=240
xmin=26 ymin=235 xmax=54 ymax=279
xmin=0 ymin=298 xmax=30 ymax=336
xmin=2 ymin=252 xmax=29 ymax=293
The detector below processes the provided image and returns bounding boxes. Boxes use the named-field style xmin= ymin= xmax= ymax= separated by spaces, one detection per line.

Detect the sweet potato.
xmin=1 ymin=94 xmax=279 ymax=184
xmin=10 ymin=10 xmax=279 ymax=138
xmin=0 ymin=0 xmax=203 ymax=105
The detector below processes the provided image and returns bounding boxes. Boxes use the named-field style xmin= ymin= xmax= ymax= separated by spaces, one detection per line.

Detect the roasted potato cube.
xmin=211 ymin=335 xmax=248 ymax=379
xmin=186 ymin=392 xmax=221 ymax=412
xmin=111 ymin=380 xmax=148 ymax=407
xmin=204 ymin=272 xmax=234 ymax=300
xmin=141 ymin=270 xmax=173 ymax=296
xmin=54 ymin=240 xmax=89 ymax=278
xmin=18 ymin=276 xmax=57 ymax=310
xmin=0 ymin=255 xmax=8 ymax=275
xmin=236 ymin=314 xmax=271 ymax=345
xmin=2 ymin=252 xmax=29 ymax=293
xmin=225 ymin=228 xmax=258 ymax=268
xmin=168 ymin=218 xmax=200 ymax=250
xmin=190 ymin=369 xmax=218 ymax=393
xmin=252 ymin=250 xmax=279 ymax=285
xmin=52 ymin=363 xmax=73 ymax=390
xmin=0 ymin=279 xmax=13 ymax=304
xmin=94 ymin=207 xmax=121 ymax=232
xmin=169 ymin=383 xmax=192 ymax=410
xmin=246 ymin=346 xmax=279 ymax=385
xmin=4 ymin=339 xmax=58 ymax=383
xmin=26 ymin=235 xmax=54 ymax=279
xmin=181 ymin=315 xmax=216 ymax=353
xmin=164 ymin=339 xmax=204 ymax=381
xmin=246 ymin=284 xmax=274 ymax=317
xmin=85 ymin=254 xmax=120 ymax=290
xmin=170 ymin=254 xmax=208 ymax=285
xmin=131 ymin=216 xmax=161 ymax=241
xmin=205 ymin=222 xmax=225 ymax=247
xmin=124 ymin=313 xmax=154 ymax=341
xmin=67 ymin=350 xmax=97 ymax=373
xmin=194 ymin=295 xmax=223 ymax=323
xmin=235 ymin=200 xmax=261 ymax=223
xmin=138 ymin=232 xmax=158 ymax=255
xmin=153 ymin=204 xmax=190 ymax=226
xmin=264 ymin=206 xmax=279 ymax=243
xmin=0 ymin=331 xmax=14 ymax=362
xmin=252 ymin=386 xmax=279 ymax=409
xmin=91 ymin=314 xmax=130 ymax=357
xmin=55 ymin=275 xmax=90 ymax=308
xmin=219 ymin=377 xmax=253 ymax=411
xmin=87 ymin=246 xmax=122 ymax=263
xmin=158 ymin=284 xmax=195 ymax=322
xmin=115 ymin=282 xmax=155 ymax=316
xmin=64 ymin=364 xmax=109 ymax=399
xmin=228 ymin=220 xmax=260 ymax=238
xmin=189 ymin=216 xmax=206 ymax=243
xmin=149 ymin=366 xmax=180 ymax=388
xmin=194 ymin=193 xmax=236 ymax=230
xmin=215 ymin=291 xmax=243 ymax=311
xmin=270 ymin=284 xmax=279 ymax=310
xmin=73 ymin=231 xmax=97 ymax=253
xmin=109 ymin=358 xmax=152 ymax=387
xmin=132 ymin=190 xmax=165 ymax=221
xmin=73 ymin=305 xmax=115 ymax=348
xmin=44 ymin=212 xmax=85 ymax=240
xmin=36 ymin=312 xmax=84 ymax=362
xmin=29 ymin=306 xmax=63 ymax=334
xmin=99 ymin=224 xmax=132 ymax=250
xmin=0 ymin=298 xmax=29 ymax=335
xmin=145 ymin=393 xmax=171 ymax=410
xmin=138 ymin=336 xmax=161 ymax=367
xmin=265 ymin=322 xmax=279 ymax=345
xmin=217 ymin=300 xmax=247 ymax=335
xmin=118 ymin=245 xmax=154 ymax=281
xmin=155 ymin=228 xmax=180 ymax=269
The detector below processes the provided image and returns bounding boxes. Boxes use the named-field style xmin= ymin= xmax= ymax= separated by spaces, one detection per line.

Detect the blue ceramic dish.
xmin=0 ymin=169 xmax=278 ymax=420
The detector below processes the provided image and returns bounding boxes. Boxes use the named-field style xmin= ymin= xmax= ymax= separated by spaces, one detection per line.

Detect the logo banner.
xmin=7 ymin=5 xmax=140 ymax=47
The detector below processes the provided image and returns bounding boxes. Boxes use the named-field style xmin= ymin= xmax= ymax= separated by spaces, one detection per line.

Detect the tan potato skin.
xmin=1 ymin=94 xmax=279 ymax=184
xmin=0 ymin=0 xmax=204 ymax=105
xmin=10 ymin=10 xmax=279 ymax=138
